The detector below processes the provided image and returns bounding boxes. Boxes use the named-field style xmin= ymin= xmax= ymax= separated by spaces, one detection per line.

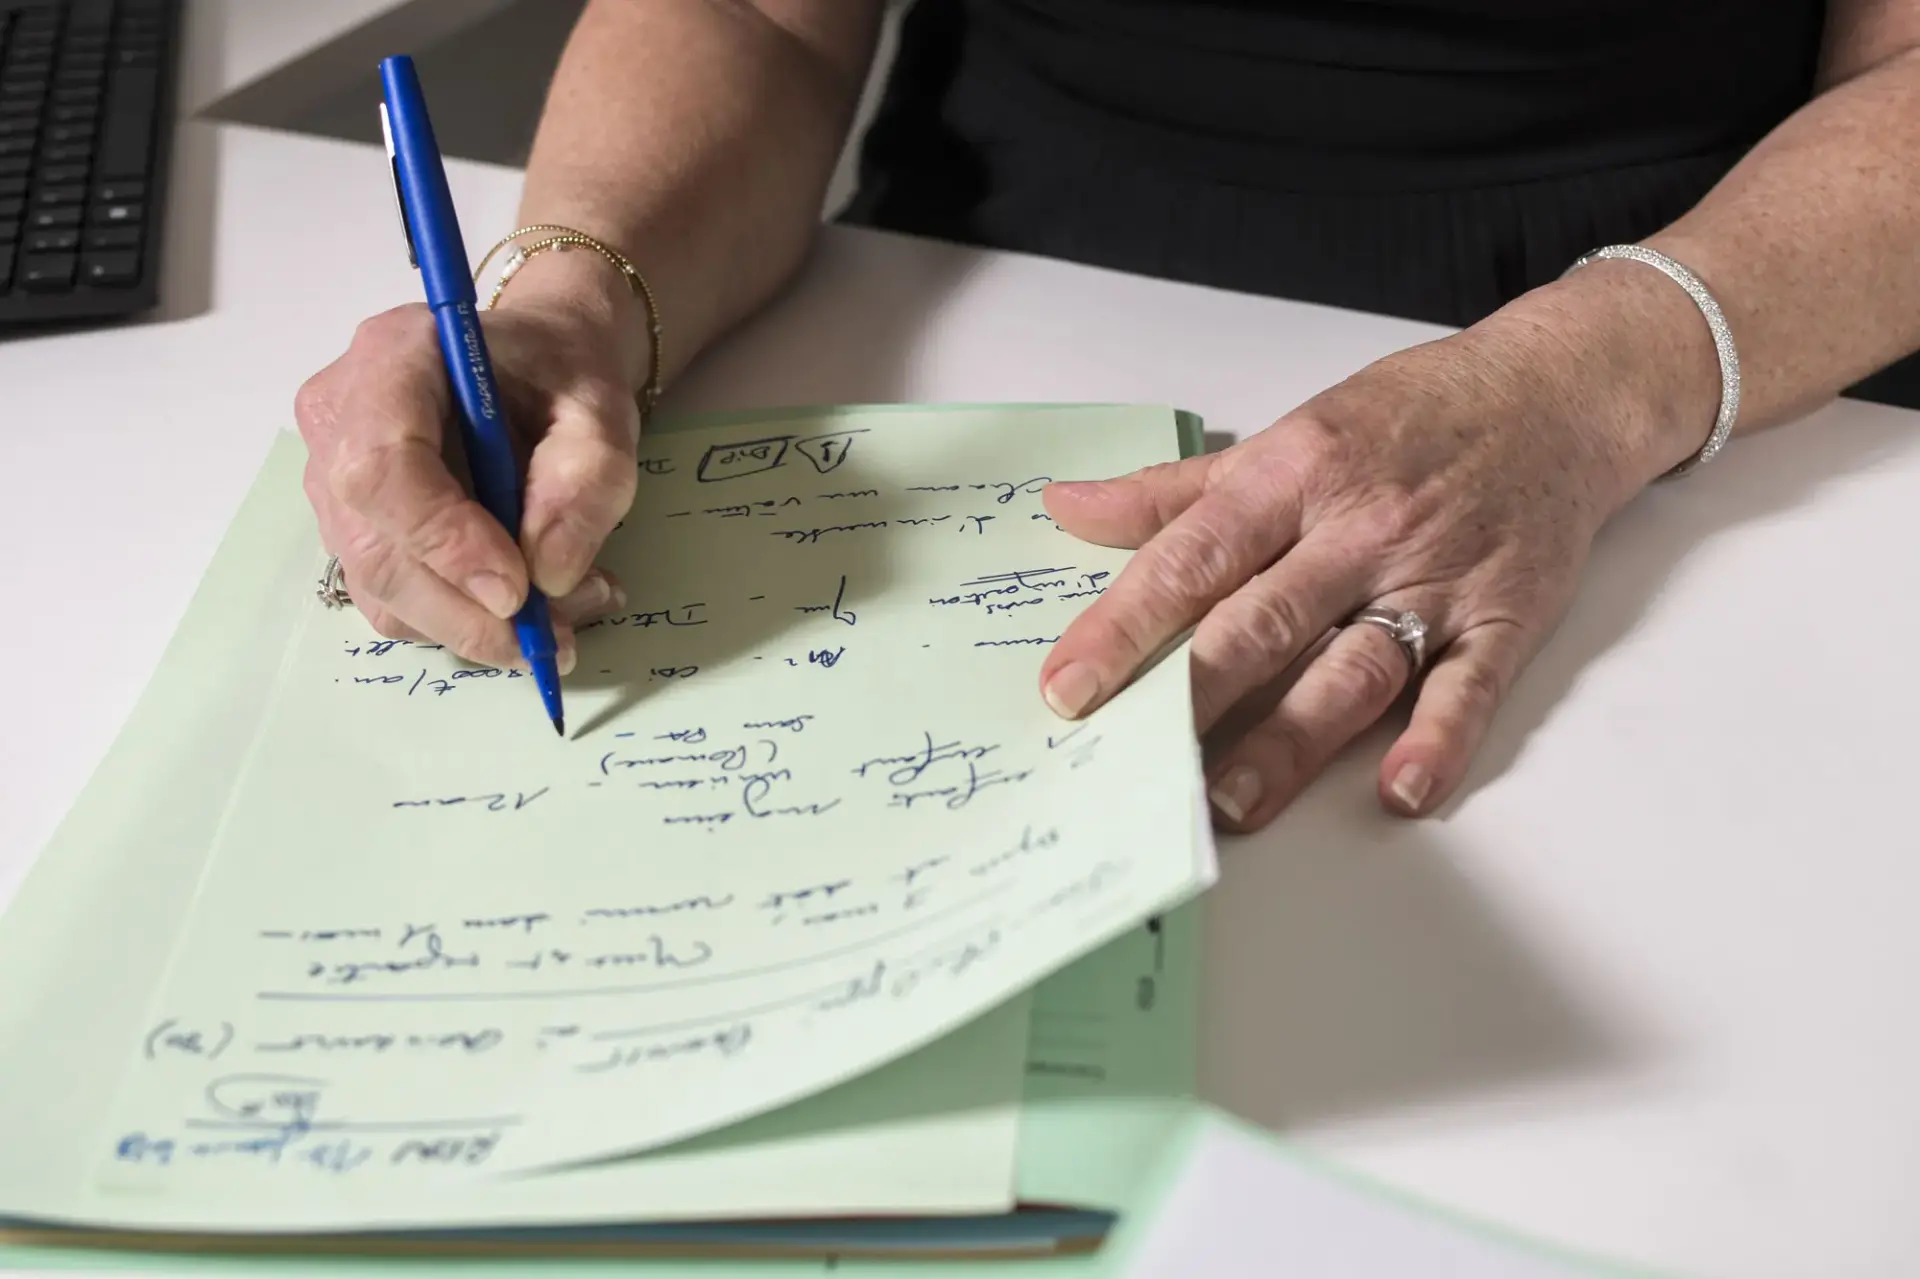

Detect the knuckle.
xmin=1145 ymin=525 xmax=1237 ymax=596
xmin=351 ymin=305 xmax=425 ymax=351
xmin=1330 ymin=638 xmax=1405 ymax=710
xmin=1250 ymin=711 xmax=1315 ymax=783
xmin=1217 ymin=584 xmax=1308 ymax=669
xmin=329 ymin=439 xmax=402 ymax=512
xmin=1450 ymin=659 xmax=1507 ymax=717
xmin=301 ymin=458 xmax=331 ymax=513
xmin=551 ymin=435 xmax=637 ymax=508
xmin=292 ymin=372 xmax=334 ymax=435
xmin=1357 ymin=486 xmax=1420 ymax=546
xmin=1284 ymin=412 xmax=1351 ymax=472
xmin=341 ymin=537 xmax=403 ymax=606
xmin=404 ymin=498 xmax=483 ymax=568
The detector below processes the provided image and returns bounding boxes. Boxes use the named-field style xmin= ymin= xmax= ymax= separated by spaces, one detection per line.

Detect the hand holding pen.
xmin=292 ymin=56 xmax=646 ymax=728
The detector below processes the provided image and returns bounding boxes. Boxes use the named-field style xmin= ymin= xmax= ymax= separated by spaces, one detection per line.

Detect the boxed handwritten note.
xmin=0 ymin=404 xmax=1215 ymax=1261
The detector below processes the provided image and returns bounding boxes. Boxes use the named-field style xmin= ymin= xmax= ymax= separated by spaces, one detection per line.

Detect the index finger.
xmin=520 ymin=386 xmax=641 ymax=598
xmin=1039 ymin=473 xmax=1304 ymax=720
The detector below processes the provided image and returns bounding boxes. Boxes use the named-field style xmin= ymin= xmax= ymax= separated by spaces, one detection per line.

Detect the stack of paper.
xmin=0 ymin=403 xmax=1218 ymax=1263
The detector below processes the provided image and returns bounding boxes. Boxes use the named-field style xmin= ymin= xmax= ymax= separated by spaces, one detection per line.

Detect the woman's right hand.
xmin=294 ymin=258 xmax=646 ymax=671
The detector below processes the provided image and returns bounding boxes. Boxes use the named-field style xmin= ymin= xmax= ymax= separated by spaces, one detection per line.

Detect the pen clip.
xmin=378 ymin=100 xmax=418 ymax=270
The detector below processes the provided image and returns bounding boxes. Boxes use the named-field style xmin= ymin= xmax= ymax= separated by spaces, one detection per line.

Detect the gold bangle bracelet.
xmin=473 ymin=224 xmax=663 ymax=420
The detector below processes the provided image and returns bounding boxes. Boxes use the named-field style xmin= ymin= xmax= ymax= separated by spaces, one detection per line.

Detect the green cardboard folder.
xmin=0 ymin=405 xmax=1209 ymax=1266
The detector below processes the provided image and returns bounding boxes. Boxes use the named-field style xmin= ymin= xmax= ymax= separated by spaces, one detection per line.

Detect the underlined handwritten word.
xmin=391 ymin=789 xmax=548 ymax=813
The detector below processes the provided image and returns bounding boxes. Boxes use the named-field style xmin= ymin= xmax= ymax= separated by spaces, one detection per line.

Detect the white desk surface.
xmin=4 ymin=42 xmax=1920 ymax=1279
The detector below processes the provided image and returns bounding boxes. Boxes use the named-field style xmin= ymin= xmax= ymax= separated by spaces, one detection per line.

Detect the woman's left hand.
xmin=1037 ymin=302 xmax=1696 ymax=831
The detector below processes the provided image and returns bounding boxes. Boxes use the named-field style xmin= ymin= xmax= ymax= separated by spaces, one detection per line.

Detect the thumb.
xmin=1043 ymin=454 xmax=1218 ymax=549
xmin=520 ymin=386 xmax=641 ymax=598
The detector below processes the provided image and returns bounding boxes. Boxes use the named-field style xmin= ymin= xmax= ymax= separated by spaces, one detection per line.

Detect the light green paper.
xmin=4 ymin=404 xmax=1212 ymax=1234
xmin=0 ymin=426 xmax=1034 ymax=1240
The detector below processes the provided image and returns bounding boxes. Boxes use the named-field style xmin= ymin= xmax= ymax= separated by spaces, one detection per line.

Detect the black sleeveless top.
xmin=842 ymin=0 xmax=1827 ymax=328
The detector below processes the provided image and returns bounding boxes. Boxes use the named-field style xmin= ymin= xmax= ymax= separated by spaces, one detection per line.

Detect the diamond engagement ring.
xmin=1348 ymin=605 xmax=1428 ymax=675
xmin=317 ymin=554 xmax=352 ymax=609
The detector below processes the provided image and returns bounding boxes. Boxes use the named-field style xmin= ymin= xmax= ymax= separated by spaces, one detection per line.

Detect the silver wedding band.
xmin=1348 ymin=605 xmax=1428 ymax=675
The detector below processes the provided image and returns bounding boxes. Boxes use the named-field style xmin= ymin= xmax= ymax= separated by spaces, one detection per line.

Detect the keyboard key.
xmin=113 ymin=48 xmax=157 ymax=68
xmin=0 ymin=214 xmax=17 ymax=244
xmin=80 ymin=249 xmax=138 ymax=285
xmin=0 ymin=98 xmax=42 ymax=118
xmin=85 ymin=225 xmax=139 ymax=249
xmin=95 ymin=179 xmax=142 ymax=202
xmin=1 ymin=80 xmax=49 ymax=101
xmin=0 ymin=157 xmax=28 ymax=177
xmin=49 ymin=113 xmax=98 ymax=133
xmin=57 ymin=69 xmax=105 ymax=90
xmin=69 ymin=0 xmax=116 ymax=30
xmin=0 ymin=116 xmax=38 ymax=137
xmin=41 ymin=143 xmax=90 ymax=163
xmin=34 ymin=184 xmax=83 ymax=206
xmin=40 ymin=164 xmax=87 ymax=184
xmin=0 ymin=176 xmax=24 ymax=198
xmin=27 ymin=228 xmax=76 ymax=252
xmin=0 ymin=198 xmax=21 ymax=221
xmin=53 ymin=86 xmax=99 ymax=105
xmin=98 ymin=68 xmax=154 ymax=177
xmin=94 ymin=200 xmax=138 ymax=224
xmin=19 ymin=251 xmax=74 ymax=290
xmin=0 ymin=244 xmax=13 ymax=290
xmin=0 ymin=136 xmax=33 ymax=157
xmin=29 ymin=206 xmax=78 ymax=229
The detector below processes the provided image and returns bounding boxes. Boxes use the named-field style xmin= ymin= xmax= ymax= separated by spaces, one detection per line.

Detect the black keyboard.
xmin=0 ymin=0 xmax=179 ymax=330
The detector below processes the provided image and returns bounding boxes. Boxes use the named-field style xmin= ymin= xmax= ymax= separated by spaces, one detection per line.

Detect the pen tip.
xmin=552 ymin=716 xmax=565 ymax=738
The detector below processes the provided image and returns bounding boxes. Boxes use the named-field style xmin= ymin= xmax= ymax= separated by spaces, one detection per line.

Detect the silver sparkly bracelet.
xmin=1563 ymin=243 xmax=1741 ymax=477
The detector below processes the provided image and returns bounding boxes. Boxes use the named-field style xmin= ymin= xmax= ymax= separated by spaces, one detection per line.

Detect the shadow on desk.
xmin=1197 ymin=779 xmax=1632 ymax=1133
xmin=1197 ymin=398 xmax=1919 ymax=1134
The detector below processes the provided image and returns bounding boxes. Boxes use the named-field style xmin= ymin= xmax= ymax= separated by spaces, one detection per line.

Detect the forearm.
xmin=495 ymin=0 xmax=884 ymax=391
xmin=1487 ymin=36 xmax=1920 ymax=490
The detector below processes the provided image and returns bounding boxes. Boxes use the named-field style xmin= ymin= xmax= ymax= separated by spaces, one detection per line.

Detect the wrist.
xmin=488 ymin=242 xmax=653 ymax=397
xmin=1476 ymin=259 xmax=1725 ymax=504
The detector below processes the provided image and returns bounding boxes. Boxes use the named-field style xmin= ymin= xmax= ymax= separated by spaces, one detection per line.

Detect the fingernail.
xmin=607 ymin=577 xmax=626 ymax=611
xmin=1390 ymin=763 xmax=1433 ymax=814
xmin=466 ymin=571 xmax=519 ymax=620
xmin=557 ymin=636 xmax=577 ymax=676
xmin=1042 ymin=663 xmax=1101 ymax=718
xmin=1209 ymin=766 xmax=1262 ymax=826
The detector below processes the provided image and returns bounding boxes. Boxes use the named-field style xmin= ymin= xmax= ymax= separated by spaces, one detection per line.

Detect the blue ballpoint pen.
xmin=378 ymin=55 xmax=565 ymax=736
